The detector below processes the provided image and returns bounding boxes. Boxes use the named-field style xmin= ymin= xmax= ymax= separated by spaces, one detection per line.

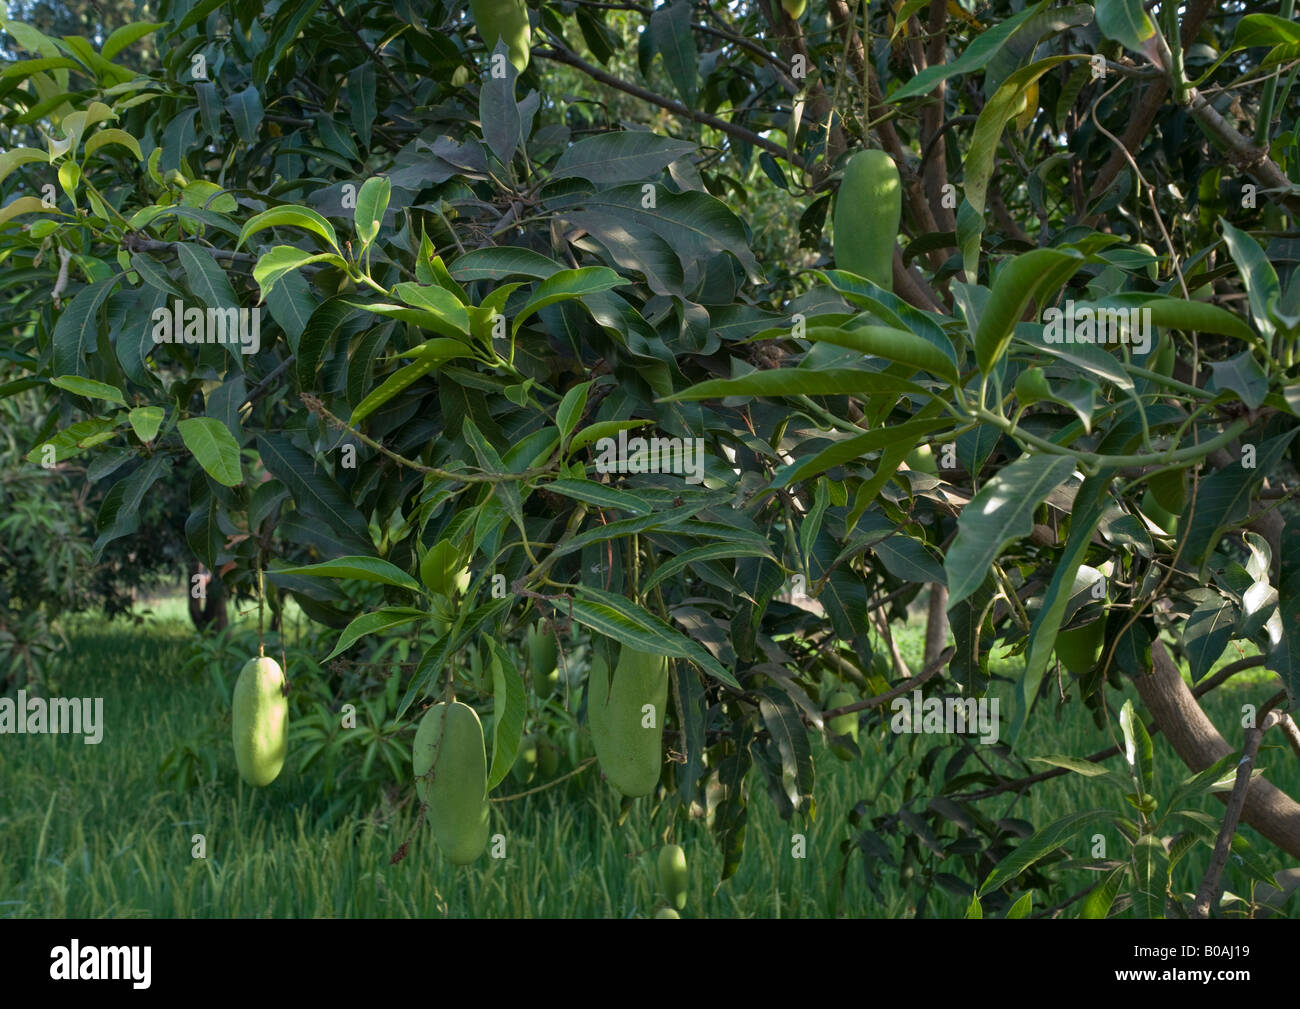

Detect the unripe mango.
xmin=833 ymin=149 xmax=901 ymax=292
xmin=587 ymin=648 xmax=668 ymax=797
xmin=657 ymin=843 xmax=688 ymax=910
xmin=904 ymin=444 xmax=937 ymax=475
xmin=527 ymin=622 xmax=558 ymax=695
xmin=537 ymin=732 xmax=560 ymax=777
xmin=470 ymin=0 xmax=531 ymax=72
xmin=1141 ymin=488 xmax=1179 ymax=535
xmin=413 ymin=701 xmax=490 ymax=864
xmin=654 ymin=907 xmax=680 ymax=918
xmin=512 ymin=732 xmax=539 ymax=785
xmin=232 ymin=656 xmax=289 ymax=787
xmin=781 ymin=0 xmax=807 ymax=17
xmin=826 ymin=689 xmax=858 ymax=761
xmin=1054 ymin=621 xmax=1104 ymax=675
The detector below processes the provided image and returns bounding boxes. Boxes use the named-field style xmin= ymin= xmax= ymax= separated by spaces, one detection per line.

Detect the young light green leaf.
xmin=237 ymin=204 xmax=340 ymax=252
xmin=325 ymin=607 xmax=426 ymax=661
xmin=177 ymin=416 xmax=242 ymax=486
xmin=354 ymin=176 xmax=390 ymax=246
xmin=50 ymin=375 xmax=126 ymax=405
xmin=127 ymin=406 xmax=164 ymax=443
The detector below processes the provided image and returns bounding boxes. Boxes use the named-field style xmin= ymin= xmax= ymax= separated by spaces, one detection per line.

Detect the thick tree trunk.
xmin=924 ymin=584 xmax=948 ymax=667
xmin=1135 ymin=640 xmax=1300 ymax=860
xmin=188 ymin=562 xmax=229 ymax=632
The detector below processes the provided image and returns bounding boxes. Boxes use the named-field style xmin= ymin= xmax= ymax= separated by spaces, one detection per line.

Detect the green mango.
xmin=781 ymin=0 xmax=807 ymax=16
xmin=231 ymin=656 xmax=289 ymax=787
xmin=904 ymin=444 xmax=938 ymax=475
xmin=413 ymin=701 xmax=491 ymax=864
xmin=1142 ymin=488 xmax=1180 ymax=535
xmin=826 ymin=689 xmax=859 ymax=761
xmin=587 ymin=647 xmax=669 ymax=797
xmin=833 ymin=149 xmax=901 ymax=292
xmin=1054 ymin=621 xmax=1104 ymax=675
xmin=527 ymin=622 xmax=559 ymax=695
xmin=657 ymin=843 xmax=688 ymax=910
xmin=654 ymin=907 xmax=681 ymax=918
xmin=512 ymin=732 xmax=539 ymax=785
xmin=469 ymin=0 xmax=531 ymax=72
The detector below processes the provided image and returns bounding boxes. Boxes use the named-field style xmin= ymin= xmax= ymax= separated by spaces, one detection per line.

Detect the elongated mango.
xmin=781 ymin=0 xmax=807 ymax=17
xmin=833 ymin=149 xmax=901 ymax=292
xmin=587 ymin=648 xmax=668 ymax=797
xmin=469 ymin=0 xmax=531 ymax=72
xmin=657 ymin=844 xmax=688 ymax=910
xmin=527 ymin=622 xmax=558 ymax=695
xmin=232 ymin=656 xmax=289 ymax=786
xmin=413 ymin=701 xmax=491 ymax=864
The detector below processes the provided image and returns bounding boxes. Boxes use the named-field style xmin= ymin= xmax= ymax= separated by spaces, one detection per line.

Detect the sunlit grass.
xmin=0 ymin=603 xmax=1293 ymax=917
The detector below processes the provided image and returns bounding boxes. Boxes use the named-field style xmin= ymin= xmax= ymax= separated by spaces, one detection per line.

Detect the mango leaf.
xmin=801 ymin=325 xmax=961 ymax=383
xmin=889 ymin=1 xmax=1053 ymax=100
xmin=1143 ymin=296 xmax=1257 ymax=344
xmin=1269 ymin=516 xmax=1300 ymax=701
xmin=946 ymin=454 xmax=1077 ymax=607
xmin=1119 ymin=698 xmax=1154 ymax=796
xmin=127 ymin=406 xmax=163 ymax=442
xmin=177 ymin=416 xmax=243 ymax=486
xmin=49 ymin=375 xmax=125 ymax=405
xmin=1012 ymin=471 xmax=1113 ymax=742
xmin=511 ymin=267 xmax=627 ymax=335
xmin=978 ymin=808 xmax=1113 ymax=895
xmin=758 ymin=687 xmax=815 ymax=815
xmin=1081 ymin=866 xmax=1128 ymax=919
xmin=1183 ymin=590 xmax=1236 ymax=682
xmin=237 ymin=204 xmax=340 ymax=252
xmin=257 ymin=432 xmax=374 ymax=552
xmin=348 ymin=339 xmax=475 ymax=425
xmin=774 ymin=417 xmax=951 ymax=488
xmin=1095 ymin=0 xmax=1156 ymax=54
xmin=354 ymin=176 xmax=390 ymax=246
xmin=273 ymin=555 xmax=420 ymax=592
xmin=1219 ymin=219 xmax=1280 ymax=340
xmin=102 ymin=21 xmax=165 ymax=60
xmin=663 ymin=368 xmax=923 ymax=402
xmin=325 ymin=607 xmax=426 ymax=660
xmin=571 ymin=586 xmax=740 ymax=689
xmin=83 ymin=128 xmax=144 ymax=161
xmin=52 ymin=276 xmax=118 ymax=378
xmin=486 ymin=641 xmax=526 ymax=791
xmin=975 ymin=248 xmax=1085 ymax=371
xmin=551 ymin=131 xmax=696 ymax=184
xmin=252 ymin=246 xmax=347 ymax=302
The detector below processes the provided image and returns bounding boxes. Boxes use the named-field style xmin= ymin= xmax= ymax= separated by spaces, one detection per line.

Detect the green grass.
xmin=1 ymin=604 xmax=1295 ymax=918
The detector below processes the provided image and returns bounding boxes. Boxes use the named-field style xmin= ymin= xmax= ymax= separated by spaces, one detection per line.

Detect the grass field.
xmin=1 ymin=598 xmax=1295 ymax=918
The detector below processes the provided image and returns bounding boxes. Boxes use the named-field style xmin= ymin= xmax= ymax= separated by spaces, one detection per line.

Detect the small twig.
xmin=1191 ymin=699 xmax=1286 ymax=918
xmin=820 ymin=646 xmax=954 ymax=721
xmin=490 ymin=757 xmax=597 ymax=802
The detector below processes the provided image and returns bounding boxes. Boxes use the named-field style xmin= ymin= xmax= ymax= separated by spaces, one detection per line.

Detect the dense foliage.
xmin=3 ymin=0 xmax=1300 ymax=916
